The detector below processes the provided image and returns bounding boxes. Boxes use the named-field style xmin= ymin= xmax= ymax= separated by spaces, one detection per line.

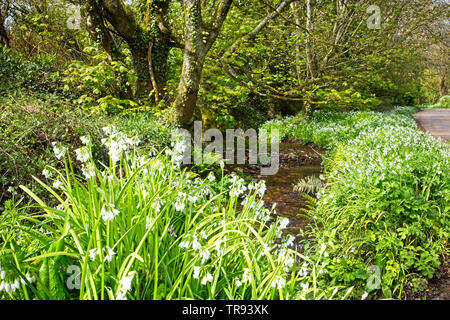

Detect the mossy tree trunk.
xmin=174 ymin=0 xmax=233 ymax=128
xmin=0 ymin=3 xmax=10 ymax=47
xmin=87 ymin=0 xmax=174 ymax=100
xmin=440 ymin=72 xmax=447 ymax=97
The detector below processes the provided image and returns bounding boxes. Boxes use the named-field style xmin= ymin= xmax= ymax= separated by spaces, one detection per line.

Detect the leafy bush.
xmin=0 ymin=94 xmax=109 ymax=204
xmin=262 ymin=108 xmax=419 ymax=149
xmin=64 ymin=48 xmax=137 ymax=114
xmin=438 ymin=96 xmax=450 ymax=108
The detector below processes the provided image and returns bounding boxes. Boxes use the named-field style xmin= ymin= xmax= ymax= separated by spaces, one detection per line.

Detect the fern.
xmin=293 ymin=175 xmax=325 ymax=195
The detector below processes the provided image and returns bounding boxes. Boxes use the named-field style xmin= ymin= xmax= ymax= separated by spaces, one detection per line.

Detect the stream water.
xmin=229 ymin=140 xmax=324 ymax=230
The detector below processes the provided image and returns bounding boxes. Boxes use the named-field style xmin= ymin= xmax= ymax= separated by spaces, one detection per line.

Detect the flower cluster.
xmin=0 ymin=264 xmax=35 ymax=294
xmin=101 ymin=126 xmax=141 ymax=162
xmin=116 ymin=271 xmax=136 ymax=300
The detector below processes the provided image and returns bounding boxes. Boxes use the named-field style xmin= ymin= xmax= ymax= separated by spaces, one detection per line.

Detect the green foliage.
xmin=267 ymin=108 xmax=450 ymax=299
xmin=0 ymin=47 xmax=64 ymax=95
xmin=262 ymin=108 xmax=419 ymax=149
xmin=294 ymin=176 xmax=326 ymax=196
xmin=0 ymin=94 xmax=108 ymax=204
xmin=64 ymin=48 xmax=137 ymax=114
xmin=312 ymin=87 xmax=381 ymax=111
xmin=425 ymin=96 xmax=450 ymax=109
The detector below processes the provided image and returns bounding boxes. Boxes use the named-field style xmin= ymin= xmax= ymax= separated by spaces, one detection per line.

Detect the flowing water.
xmin=230 ymin=141 xmax=324 ymax=230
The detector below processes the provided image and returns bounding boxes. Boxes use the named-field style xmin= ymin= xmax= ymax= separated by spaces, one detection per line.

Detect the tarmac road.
xmin=413 ymin=108 xmax=450 ymax=142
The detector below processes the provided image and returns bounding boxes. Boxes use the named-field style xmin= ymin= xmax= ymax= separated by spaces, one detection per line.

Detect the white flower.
xmin=75 ymin=147 xmax=90 ymax=163
xmin=42 ymin=168 xmax=52 ymax=179
xmin=256 ymin=181 xmax=267 ymax=197
xmin=200 ymin=230 xmax=207 ymax=239
xmin=201 ymin=273 xmax=213 ymax=285
xmin=151 ymin=199 xmax=165 ymax=212
xmin=193 ymin=266 xmax=201 ymax=279
xmin=279 ymin=218 xmax=290 ymax=230
xmin=101 ymin=204 xmax=120 ymax=222
xmin=102 ymin=126 xmax=116 ymax=136
xmin=299 ymin=263 xmax=309 ymax=277
xmin=119 ymin=272 xmax=135 ymax=292
xmin=362 ymin=291 xmax=369 ymax=300
xmin=242 ymin=268 xmax=251 ymax=284
xmin=300 ymin=282 xmax=309 ymax=292
xmin=175 ymin=200 xmax=185 ymax=212
xmin=235 ymin=279 xmax=242 ymax=287
xmin=89 ymin=248 xmax=100 ymax=261
xmin=25 ymin=274 xmax=36 ymax=284
xmin=179 ymin=241 xmax=190 ymax=249
xmin=82 ymin=163 xmax=96 ymax=179
xmin=192 ymin=237 xmax=202 ymax=251
xmin=108 ymin=140 xmax=125 ymax=162
xmin=105 ymin=247 xmax=116 ymax=262
xmin=53 ymin=180 xmax=63 ymax=189
xmin=284 ymin=235 xmax=295 ymax=248
xmin=116 ymin=291 xmax=128 ymax=300
xmin=214 ymin=241 xmax=224 ymax=257
xmin=7 ymin=187 xmax=17 ymax=195
xmin=146 ymin=216 xmax=156 ymax=231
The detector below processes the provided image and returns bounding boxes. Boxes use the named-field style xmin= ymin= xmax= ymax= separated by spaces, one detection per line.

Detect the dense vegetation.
xmin=0 ymin=0 xmax=449 ymax=301
xmin=263 ymin=108 xmax=449 ymax=298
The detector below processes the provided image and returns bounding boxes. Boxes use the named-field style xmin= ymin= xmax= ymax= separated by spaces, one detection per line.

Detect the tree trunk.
xmin=0 ymin=13 xmax=9 ymax=47
xmin=440 ymin=72 xmax=447 ymax=97
xmin=129 ymin=41 xmax=153 ymax=97
xmin=174 ymin=0 xmax=233 ymax=128
xmin=305 ymin=0 xmax=317 ymax=79
xmin=175 ymin=49 xmax=207 ymax=126
xmin=291 ymin=1 xmax=303 ymax=84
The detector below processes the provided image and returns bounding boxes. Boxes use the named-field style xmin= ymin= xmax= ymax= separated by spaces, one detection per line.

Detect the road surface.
xmin=413 ymin=108 xmax=450 ymax=142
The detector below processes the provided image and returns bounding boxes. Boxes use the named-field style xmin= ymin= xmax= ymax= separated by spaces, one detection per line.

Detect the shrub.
xmin=0 ymin=94 xmax=170 ymax=207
